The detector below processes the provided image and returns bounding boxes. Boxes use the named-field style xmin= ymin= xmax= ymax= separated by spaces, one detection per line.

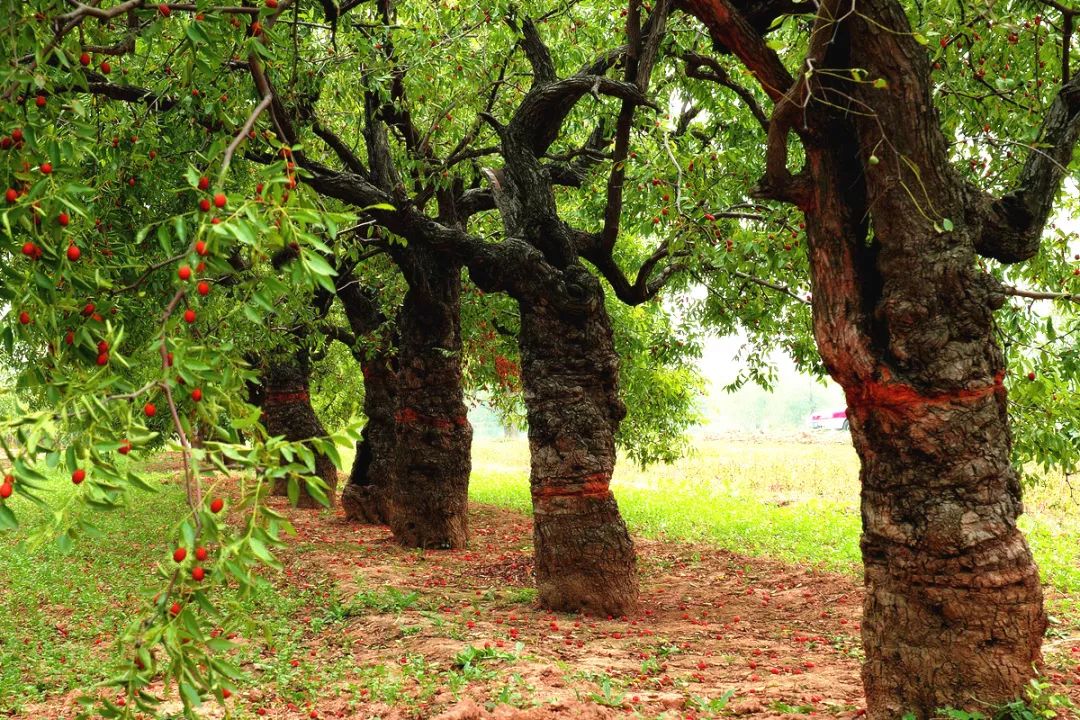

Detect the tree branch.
xmin=683 ymin=51 xmax=769 ymax=130
xmin=312 ymin=120 xmax=368 ymax=176
xmin=1003 ymin=285 xmax=1080 ymax=303
xmin=976 ymin=71 xmax=1080 ymax=263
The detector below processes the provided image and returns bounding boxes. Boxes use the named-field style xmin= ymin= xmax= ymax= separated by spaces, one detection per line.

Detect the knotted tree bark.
xmin=387 ymin=244 xmax=472 ymax=549
xmin=260 ymin=349 xmax=338 ymax=508
xmin=517 ymin=272 xmax=637 ymax=615
xmin=335 ymin=272 xmax=396 ymax=525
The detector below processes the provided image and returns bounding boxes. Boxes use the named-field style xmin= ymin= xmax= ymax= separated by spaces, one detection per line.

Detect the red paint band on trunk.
xmin=846 ymin=372 xmax=1004 ymax=412
xmin=532 ymin=473 xmax=612 ymax=500
xmin=263 ymin=391 xmax=310 ymax=406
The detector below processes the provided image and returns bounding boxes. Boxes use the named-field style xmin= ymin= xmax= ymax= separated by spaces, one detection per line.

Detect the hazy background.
xmin=470 ymin=334 xmax=846 ymax=440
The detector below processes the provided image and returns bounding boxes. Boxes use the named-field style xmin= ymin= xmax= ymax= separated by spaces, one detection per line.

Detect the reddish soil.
xmin=16 ymin=486 xmax=1080 ymax=719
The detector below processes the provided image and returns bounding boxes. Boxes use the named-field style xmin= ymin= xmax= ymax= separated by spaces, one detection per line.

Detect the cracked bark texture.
xmin=796 ymin=3 xmax=1044 ymax=715
xmin=518 ymin=266 xmax=638 ymax=616
xmin=387 ymin=245 xmax=472 ymax=549
xmin=260 ymin=351 xmax=338 ymax=509
xmin=341 ymin=351 xmax=396 ymax=524
xmin=336 ymin=275 xmax=396 ymax=525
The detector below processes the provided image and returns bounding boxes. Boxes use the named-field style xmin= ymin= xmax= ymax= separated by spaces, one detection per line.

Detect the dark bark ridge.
xmin=680 ymin=0 xmax=1080 ymax=715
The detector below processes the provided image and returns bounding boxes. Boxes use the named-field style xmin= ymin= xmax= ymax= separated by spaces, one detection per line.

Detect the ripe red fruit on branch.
xmin=22 ymin=241 xmax=38 ymax=257
xmin=40 ymin=162 xmax=52 ymax=174
xmin=100 ymin=60 xmax=111 ymax=74
xmin=191 ymin=388 xmax=203 ymax=402
xmin=158 ymin=3 xmax=170 ymax=16
xmin=67 ymin=245 xmax=81 ymax=261
xmin=178 ymin=265 xmax=191 ymax=281
xmin=118 ymin=439 xmax=132 ymax=455
xmin=18 ymin=311 xmax=30 ymax=325
xmin=192 ymin=566 xmax=205 ymax=581
xmin=195 ymin=240 xmax=208 ymax=256
xmin=35 ymin=95 xmax=46 ymax=108
xmin=197 ymin=176 xmax=209 ymax=191
xmin=173 ymin=547 xmax=187 ymax=563
xmin=169 ymin=602 xmax=181 ymax=616
xmin=5 ymin=189 xmax=17 ymax=203
xmin=1028 ymin=372 xmax=1036 ymax=381
xmin=183 ymin=309 xmax=196 ymax=323
xmin=195 ymin=546 xmax=208 ymax=561
xmin=199 ymin=198 xmax=211 ymax=212
xmin=196 ymin=281 xmax=210 ymax=296
xmin=11 ymin=128 xmax=23 ymax=142
xmin=266 ymin=0 xmax=278 ymax=6
xmin=213 ymin=192 xmax=226 ymax=208
xmin=58 ymin=212 xmax=70 ymax=226
xmin=144 ymin=402 xmax=157 ymax=417
xmin=0 ymin=481 xmax=12 ymax=499
xmin=79 ymin=52 xmax=91 ymax=66
xmin=96 ymin=352 xmax=109 ymax=365
xmin=72 ymin=468 xmax=86 ymax=484
xmin=210 ymin=498 xmax=224 ymax=513
xmin=82 ymin=302 xmax=95 ymax=316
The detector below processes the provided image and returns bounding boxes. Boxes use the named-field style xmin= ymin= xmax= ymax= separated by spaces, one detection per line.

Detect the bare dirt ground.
xmin=271 ymin=501 xmax=868 ymax=719
xmin=220 ymin=497 xmax=1080 ymax=719
xmin=14 ymin=471 xmax=1080 ymax=719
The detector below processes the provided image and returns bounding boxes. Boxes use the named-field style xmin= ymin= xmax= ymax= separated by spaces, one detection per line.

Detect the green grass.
xmin=0 ymin=472 xmax=341 ymax=715
xmin=465 ymin=437 xmax=1080 ymax=593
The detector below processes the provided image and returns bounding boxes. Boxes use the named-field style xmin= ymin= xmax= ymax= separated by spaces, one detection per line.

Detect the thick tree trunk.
xmin=387 ymin=247 xmax=472 ymax=549
xmin=753 ymin=2 xmax=1048 ymax=714
xmin=850 ymin=381 xmax=1044 ymax=718
xmin=260 ymin=352 xmax=338 ymax=509
xmin=341 ymin=353 xmax=396 ymax=524
xmin=517 ymin=271 xmax=638 ymax=617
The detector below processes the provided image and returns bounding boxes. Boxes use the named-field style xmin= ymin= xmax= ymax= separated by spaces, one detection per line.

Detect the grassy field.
xmin=2 ymin=436 xmax=1079 ymax=715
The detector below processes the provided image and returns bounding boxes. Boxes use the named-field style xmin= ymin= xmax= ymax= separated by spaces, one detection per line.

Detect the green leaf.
xmin=0 ymin=505 xmax=18 ymax=531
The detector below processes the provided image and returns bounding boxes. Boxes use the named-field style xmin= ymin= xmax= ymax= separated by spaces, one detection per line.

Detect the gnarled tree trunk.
xmin=335 ymin=271 xmax=397 ymax=524
xmin=518 ymin=269 xmax=638 ymax=617
xmin=261 ymin=351 xmax=338 ymax=509
xmin=388 ymin=246 xmax=472 ymax=549
xmin=341 ymin=352 xmax=396 ymax=524
xmin=683 ymin=0 xmax=1062 ymax=712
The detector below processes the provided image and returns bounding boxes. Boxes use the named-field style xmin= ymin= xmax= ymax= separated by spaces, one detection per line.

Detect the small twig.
xmin=220 ymin=93 xmax=272 ymax=178
xmin=1003 ymin=285 xmax=1080 ymax=302
xmin=112 ymin=252 xmax=187 ymax=295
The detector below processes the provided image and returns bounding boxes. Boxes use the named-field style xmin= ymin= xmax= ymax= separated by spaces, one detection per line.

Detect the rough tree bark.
xmin=387 ymin=244 xmax=472 ymax=549
xmin=682 ymin=0 xmax=1080 ymax=713
xmin=335 ymin=272 xmax=396 ymax=524
xmin=260 ymin=350 xmax=338 ymax=509
xmin=517 ymin=271 xmax=638 ymax=616
xmin=473 ymin=14 xmax=648 ymax=612
xmin=341 ymin=350 xmax=397 ymax=523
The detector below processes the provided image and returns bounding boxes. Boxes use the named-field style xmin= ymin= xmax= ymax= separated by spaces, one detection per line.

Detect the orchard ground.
xmin=3 ymin=435 xmax=1080 ymax=719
